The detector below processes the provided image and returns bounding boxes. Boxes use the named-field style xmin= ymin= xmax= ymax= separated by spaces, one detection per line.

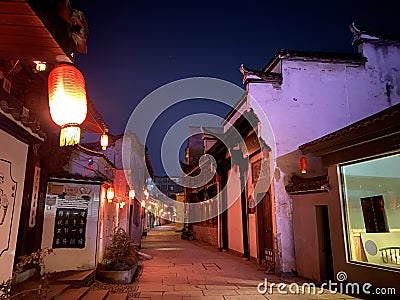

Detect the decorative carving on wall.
xmin=0 ymin=159 xmax=18 ymax=257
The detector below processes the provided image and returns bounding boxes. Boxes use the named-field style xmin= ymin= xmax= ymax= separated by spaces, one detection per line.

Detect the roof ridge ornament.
xmin=350 ymin=22 xmax=379 ymax=46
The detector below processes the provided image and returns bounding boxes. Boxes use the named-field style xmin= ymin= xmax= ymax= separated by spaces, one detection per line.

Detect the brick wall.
xmin=192 ymin=225 xmax=218 ymax=246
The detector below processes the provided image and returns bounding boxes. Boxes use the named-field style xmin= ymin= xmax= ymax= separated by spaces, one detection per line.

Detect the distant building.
xmin=152 ymin=176 xmax=184 ymax=200
xmin=84 ymin=133 xmax=154 ymax=248
xmin=184 ymin=126 xmax=223 ymax=165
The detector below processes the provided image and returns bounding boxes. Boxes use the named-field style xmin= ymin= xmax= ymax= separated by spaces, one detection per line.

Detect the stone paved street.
xmin=135 ymin=225 xmax=360 ymax=300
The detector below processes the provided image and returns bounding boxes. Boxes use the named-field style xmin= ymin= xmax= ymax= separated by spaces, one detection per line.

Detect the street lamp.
xmin=129 ymin=189 xmax=135 ymax=200
xmin=106 ymin=187 xmax=114 ymax=203
xmin=100 ymin=132 xmax=109 ymax=150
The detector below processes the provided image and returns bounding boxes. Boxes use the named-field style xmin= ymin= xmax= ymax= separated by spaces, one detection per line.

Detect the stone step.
xmin=106 ymin=293 xmax=128 ymax=300
xmin=55 ymin=287 xmax=90 ymax=300
xmin=54 ymin=269 xmax=96 ymax=287
xmin=46 ymin=284 xmax=70 ymax=300
xmin=81 ymin=289 xmax=109 ymax=300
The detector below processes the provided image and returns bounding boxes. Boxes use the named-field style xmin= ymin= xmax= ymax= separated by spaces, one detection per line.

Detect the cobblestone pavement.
xmin=134 ymin=225 xmax=361 ymax=300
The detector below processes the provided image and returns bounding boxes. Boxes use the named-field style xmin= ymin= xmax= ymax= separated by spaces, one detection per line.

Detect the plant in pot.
xmin=1 ymin=248 xmax=54 ymax=300
xmin=96 ymin=227 xmax=138 ymax=283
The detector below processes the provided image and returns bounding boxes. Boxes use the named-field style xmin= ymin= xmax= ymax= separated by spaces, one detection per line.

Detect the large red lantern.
xmin=48 ymin=63 xmax=87 ymax=146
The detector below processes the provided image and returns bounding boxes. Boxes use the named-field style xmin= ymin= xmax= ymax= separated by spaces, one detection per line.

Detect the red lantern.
xmin=299 ymin=157 xmax=307 ymax=174
xmin=215 ymin=174 xmax=220 ymax=183
xmin=248 ymin=195 xmax=256 ymax=214
xmin=48 ymin=64 xmax=87 ymax=146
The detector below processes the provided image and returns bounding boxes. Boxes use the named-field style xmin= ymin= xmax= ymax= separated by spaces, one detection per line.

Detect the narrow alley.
xmin=134 ymin=225 xmax=358 ymax=300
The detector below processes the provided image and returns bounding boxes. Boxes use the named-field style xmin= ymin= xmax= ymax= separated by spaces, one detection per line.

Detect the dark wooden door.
xmin=256 ymin=191 xmax=273 ymax=256
xmin=316 ymin=205 xmax=334 ymax=281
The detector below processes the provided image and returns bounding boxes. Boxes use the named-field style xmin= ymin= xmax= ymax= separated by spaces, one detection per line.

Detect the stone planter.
xmin=96 ymin=263 xmax=138 ymax=284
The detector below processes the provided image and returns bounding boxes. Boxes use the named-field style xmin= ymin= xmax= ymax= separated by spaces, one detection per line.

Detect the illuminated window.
xmin=341 ymin=153 xmax=400 ymax=269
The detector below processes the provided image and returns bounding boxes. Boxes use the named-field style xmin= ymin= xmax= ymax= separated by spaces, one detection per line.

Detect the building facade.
xmin=231 ymin=24 xmax=400 ymax=276
xmin=0 ymin=0 xmax=89 ymax=285
xmin=296 ymin=103 xmax=400 ymax=292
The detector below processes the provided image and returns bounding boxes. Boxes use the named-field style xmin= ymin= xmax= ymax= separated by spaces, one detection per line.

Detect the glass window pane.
xmin=341 ymin=153 xmax=400 ymax=269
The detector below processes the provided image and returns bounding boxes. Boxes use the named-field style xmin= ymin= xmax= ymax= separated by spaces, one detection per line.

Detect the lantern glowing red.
xmin=299 ymin=157 xmax=307 ymax=174
xmin=248 ymin=195 xmax=256 ymax=214
xmin=215 ymin=174 xmax=220 ymax=183
xmin=48 ymin=63 xmax=87 ymax=146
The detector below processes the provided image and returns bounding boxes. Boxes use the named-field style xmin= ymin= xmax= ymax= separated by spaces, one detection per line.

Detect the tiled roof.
xmin=299 ymin=103 xmax=400 ymax=153
xmin=0 ymin=87 xmax=46 ymax=140
xmin=285 ymin=175 xmax=329 ymax=194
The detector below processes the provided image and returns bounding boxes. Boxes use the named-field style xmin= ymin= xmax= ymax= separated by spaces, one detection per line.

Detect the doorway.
xmin=316 ymin=205 xmax=334 ymax=281
xmin=256 ymin=191 xmax=274 ymax=272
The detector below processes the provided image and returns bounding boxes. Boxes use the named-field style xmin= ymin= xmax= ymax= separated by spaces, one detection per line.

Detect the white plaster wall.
xmin=249 ymin=61 xmax=372 ymax=157
xmin=273 ymin=175 xmax=295 ymax=273
xmin=41 ymin=183 xmax=100 ymax=272
xmin=226 ymin=168 xmax=243 ymax=253
xmin=359 ymin=40 xmax=400 ymax=108
xmin=0 ymin=129 xmax=28 ymax=283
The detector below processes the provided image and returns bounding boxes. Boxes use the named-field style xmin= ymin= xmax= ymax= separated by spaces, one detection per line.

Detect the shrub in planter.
xmin=98 ymin=228 xmax=138 ymax=271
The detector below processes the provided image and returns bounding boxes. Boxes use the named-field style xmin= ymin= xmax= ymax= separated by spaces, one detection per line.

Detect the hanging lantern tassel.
xmin=299 ymin=157 xmax=307 ymax=174
xmin=60 ymin=124 xmax=81 ymax=147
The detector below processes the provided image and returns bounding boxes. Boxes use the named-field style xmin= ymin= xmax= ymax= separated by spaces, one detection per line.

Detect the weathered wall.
xmin=358 ymin=40 xmax=400 ymax=108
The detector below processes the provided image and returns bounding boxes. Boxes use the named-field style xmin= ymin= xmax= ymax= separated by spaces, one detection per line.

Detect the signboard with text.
xmin=52 ymin=208 xmax=87 ymax=249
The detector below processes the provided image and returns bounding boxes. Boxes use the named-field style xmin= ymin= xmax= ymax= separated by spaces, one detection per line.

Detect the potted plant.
xmin=1 ymin=248 xmax=54 ymax=300
xmin=96 ymin=228 xmax=139 ymax=283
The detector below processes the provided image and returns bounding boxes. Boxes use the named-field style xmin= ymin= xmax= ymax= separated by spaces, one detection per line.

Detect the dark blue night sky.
xmin=74 ymin=0 xmax=400 ymax=175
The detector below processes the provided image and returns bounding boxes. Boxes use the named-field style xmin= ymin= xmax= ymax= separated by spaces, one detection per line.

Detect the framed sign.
xmin=52 ymin=208 xmax=87 ymax=248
